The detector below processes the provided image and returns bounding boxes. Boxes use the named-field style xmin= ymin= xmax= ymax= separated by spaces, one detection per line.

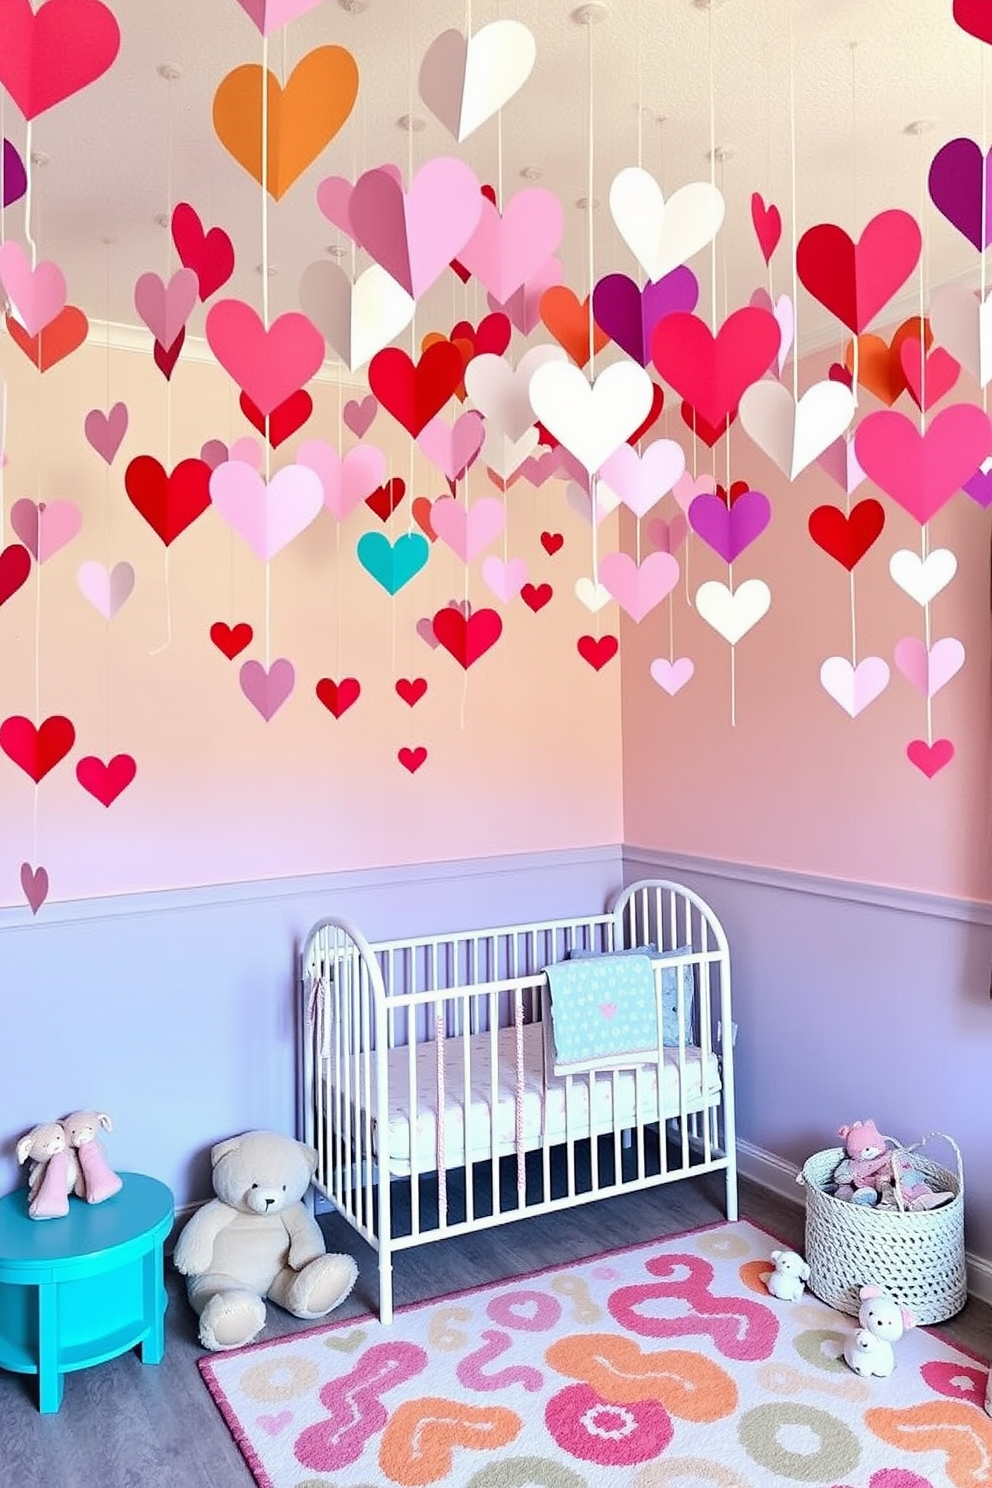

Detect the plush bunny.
xmin=16 ymin=1122 xmax=79 ymax=1220
xmin=760 ymin=1248 xmax=810 ymax=1301
xmin=61 ymin=1110 xmax=123 ymax=1204
xmin=843 ymin=1285 xmax=915 ymax=1377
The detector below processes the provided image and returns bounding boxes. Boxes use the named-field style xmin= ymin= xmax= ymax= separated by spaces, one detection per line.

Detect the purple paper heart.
xmin=928 ymin=137 xmax=992 ymax=251
xmin=592 ymin=267 xmax=699 ymax=367
xmin=2 ymin=139 xmax=27 ymax=209
xmin=343 ymin=395 xmax=378 ymax=439
xmin=200 ymin=439 xmax=229 ymax=472
xmin=963 ymin=462 xmax=992 ymax=508
xmin=84 ymin=402 xmax=129 ymax=465
xmin=688 ymin=489 xmax=771 ymax=563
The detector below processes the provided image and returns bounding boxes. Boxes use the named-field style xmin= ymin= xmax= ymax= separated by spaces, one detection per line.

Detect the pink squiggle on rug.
xmin=456 ymin=1329 xmax=544 ymax=1394
xmin=607 ymin=1252 xmax=779 ymax=1360
xmin=294 ymin=1341 xmax=427 ymax=1472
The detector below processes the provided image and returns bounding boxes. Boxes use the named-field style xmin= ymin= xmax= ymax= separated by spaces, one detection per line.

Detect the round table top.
xmin=0 ymin=1173 xmax=174 ymax=1270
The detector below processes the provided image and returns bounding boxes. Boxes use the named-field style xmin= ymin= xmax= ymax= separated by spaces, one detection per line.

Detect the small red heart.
xmin=808 ymin=500 xmax=886 ymax=571
xmin=521 ymin=582 xmax=552 ymax=612
xmin=76 ymin=753 xmax=136 ymax=807
xmin=451 ymin=312 xmax=512 ymax=360
xmin=907 ymin=737 xmax=954 ymax=778
xmin=627 ymin=382 xmax=665 ymax=445
xmin=679 ymin=401 xmax=735 ymax=447
xmin=210 ymin=620 xmax=253 ymax=659
xmin=828 ymin=362 xmax=854 ymax=389
xmin=716 ymin=480 xmax=751 ymax=508
xmin=0 ymin=714 xmax=75 ymax=782
xmin=411 ymin=495 xmax=438 ymax=541
xmin=450 ymin=258 xmax=471 ymax=284
xmin=0 ymin=543 xmax=31 ymax=606
xmin=398 ymin=745 xmax=427 ymax=773
xmin=366 ymin=477 xmax=406 ymax=523
xmin=953 ymin=0 xmax=992 ymax=46
xmin=153 ymin=327 xmax=185 ymax=380
xmin=315 ymin=677 xmax=361 ymax=718
xmin=540 ymin=531 xmax=564 ymax=556
xmin=751 ymin=192 xmax=783 ymax=264
xmin=240 ymin=389 xmax=313 ymax=447
xmin=577 ymin=634 xmax=618 ymax=671
xmin=395 ymin=677 xmax=427 ymax=707
xmin=7 ymin=305 xmax=88 ymax=370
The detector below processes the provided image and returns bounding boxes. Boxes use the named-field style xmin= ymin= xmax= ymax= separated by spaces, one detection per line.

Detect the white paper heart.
xmin=739 ymin=379 xmax=856 ymax=480
xmin=565 ymin=479 xmax=620 ymax=527
xmin=819 ymin=656 xmax=890 ymax=717
xmin=695 ymin=578 xmax=771 ymax=645
xmin=481 ymin=424 xmax=540 ymax=480
xmin=930 ymin=284 xmax=992 ymax=389
xmin=888 ymin=548 xmax=958 ymax=606
xmin=76 ymin=560 xmax=135 ymax=619
xmin=419 ymin=21 xmax=536 ymax=143
xmin=466 ymin=344 xmax=565 ymax=442
xmin=528 ymin=360 xmax=654 ymax=474
xmin=299 ymin=259 xmax=414 ymax=373
xmin=575 ymin=577 xmax=612 ymax=613
xmin=609 ymin=168 xmax=725 ymax=283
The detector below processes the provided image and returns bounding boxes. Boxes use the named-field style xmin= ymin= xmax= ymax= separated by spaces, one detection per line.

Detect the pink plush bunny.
xmin=16 ymin=1121 xmax=79 ymax=1219
xmin=62 ymin=1111 xmax=123 ymax=1204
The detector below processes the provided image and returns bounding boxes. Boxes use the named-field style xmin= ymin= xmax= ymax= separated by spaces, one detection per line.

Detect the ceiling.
xmin=0 ymin=0 xmax=986 ymax=357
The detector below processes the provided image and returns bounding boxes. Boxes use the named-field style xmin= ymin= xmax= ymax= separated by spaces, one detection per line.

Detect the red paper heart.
xmin=366 ymin=478 xmax=406 ymax=522
xmin=907 ymin=737 xmax=954 ymax=778
xmin=540 ymin=531 xmax=564 ymax=555
xmin=953 ymin=0 xmax=992 ymax=44
xmin=171 ymin=202 xmax=235 ymax=301
xmin=808 ymin=499 xmax=886 ymax=570
xmin=797 ymin=211 xmax=922 ymax=334
xmin=577 ymin=634 xmax=618 ymax=671
xmin=0 ymin=714 xmax=75 ymax=782
xmin=0 ymin=543 xmax=31 ymax=605
xmin=521 ymin=582 xmax=552 ymax=612
xmin=432 ymin=606 xmax=502 ymax=668
xmin=450 ymin=312 xmax=512 ymax=360
xmin=627 ymin=382 xmax=665 ymax=445
xmin=210 ymin=620 xmax=253 ymax=659
xmin=450 ymin=257 xmax=471 ymax=284
xmin=536 ymin=422 xmax=558 ymax=449
xmin=411 ymin=495 xmax=438 ymax=541
xmin=153 ymin=328 xmax=185 ymax=380
xmin=76 ymin=753 xmax=136 ymax=807
xmin=829 ymin=362 xmax=854 ymax=389
xmin=398 ymin=745 xmax=427 ymax=773
xmin=539 ymin=287 xmax=609 ymax=368
xmin=751 ymin=192 xmax=782 ymax=263
xmin=124 ymin=455 xmax=212 ymax=546
xmin=240 ymin=388 xmax=313 ymax=447
xmin=652 ymin=308 xmax=780 ymax=430
xmin=899 ymin=339 xmax=960 ymax=412
xmin=679 ymin=402 xmax=736 ymax=447
xmin=368 ymin=341 xmax=465 ymax=437
xmin=6 ymin=305 xmax=88 ymax=369
xmin=0 ymin=0 xmax=120 ymax=120
xmin=315 ymin=677 xmax=360 ymax=718
xmin=395 ymin=677 xmax=427 ymax=706
xmin=716 ymin=480 xmax=751 ymax=508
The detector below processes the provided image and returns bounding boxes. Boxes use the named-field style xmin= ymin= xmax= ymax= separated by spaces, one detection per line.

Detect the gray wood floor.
xmin=2 ymin=1174 xmax=990 ymax=1488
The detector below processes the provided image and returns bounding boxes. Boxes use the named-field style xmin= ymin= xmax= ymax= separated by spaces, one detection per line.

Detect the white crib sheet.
xmin=365 ymin=1022 xmax=721 ymax=1177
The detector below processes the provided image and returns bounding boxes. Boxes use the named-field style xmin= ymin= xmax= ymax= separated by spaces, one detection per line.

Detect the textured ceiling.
xmin=0 ymin=0 xmax=986 ymax=352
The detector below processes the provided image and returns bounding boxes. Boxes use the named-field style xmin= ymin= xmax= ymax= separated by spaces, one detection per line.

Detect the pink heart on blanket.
xmin=257 ymin=1411 xmax=292 ymax=1436
xmin=600 ymin=1003 xmax=618 ymax=1020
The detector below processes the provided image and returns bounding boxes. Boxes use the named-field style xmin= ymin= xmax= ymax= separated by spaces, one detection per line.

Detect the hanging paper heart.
xmin=171 ymin=203 xmax=235 ymax=301
xmin=0 ymin=543 xmax=31 ymax=606
xmin=689 ymin=490 xmax=771 ymax=564
xmin=598 ymin=439 xmax=686 ymax=519
xmin=411 ymin=496 xmax=438 ymax=540
xmin=418 ymin=20 xmax=536 ymax=142
xmin=365 ymin=478 xmax=405 ymax=523
xmin=0 ymin=241 xmax=67 ymax=335
xmin=575 ymin=577 xmax=612 ymax=613
xmin=456 ymin=188 xmax=563 ymax=304
xmin=300 ymin=259 xmax=415 ymax=373
xmin=541 ymin=531 xmax=564 ymax=556
xmin=482 ymin=425 xmax=540 ymax=482
xmin=749 ymin=288 xmax=794 ymax=376
xmin=316 ymin=163 xmax=404 ymax=238
xmin=133 ymin=267 xmax=199 ymax=351
xmin=212 ymin=47 xmax=359 ymax=200
xmin=695 ymin=578 xmax=771 ymax=644
xmin=599 ymin=551 xmax=679 ymax=622
xmin=907 ymin=738 xmax=954 ymax=778
xmin=843 ymin=332 xmax=906 ymax=406
xmin=482 ymin=555 xmax=527 ymax=604
xmin=567 ymin=479 xmax=620 ymax=528
xmin=815 ymin=436 xmax=866 ymax=496
xmin=609 ymin=168 xmax=725 ymax=283
xmin=964 ymin=459 xmax=992 ymax=507
xmin=206 ymin=300 xmax=324 ymax=416
xmin=929 ymin=284 xmax=992 ymax=387
xmin=209 ymin=460 xmax=322 ymax=561
xmin=592 ymin=268 xmax=698 ymax=367
xmin=396 ymin=677 xmax=428 ymax=706
xmin=671 ymin=471 xmax=717 ymax=513
xmin=153 ymin=328 xmax=185 ymax=380
xmin=899 ymin=338 xmax=960 ymax=412
xmin=430 ymin=495 xmax=505 ymax=562
xmin=315 ymin=676 xmax=361 ymax=718
xmin=889 ymin=548 xmax=958 ymax=605
xmin=738 ymin=379 xmax=856 ymax=480
xmin=296 ymin=440 xmax=387 ymax=520
xmin=928 ymin=137 xmax=992 ymax=250
xmin=528 ymin=360 xmax=654 ymax=475
xmin=396 ymin=745 xmax=427 ymax=773
xmin=416 ymin=410 xmax=486 ymax=483
xmin=229 ymin=436 xmax=263 ymax=469
xmin=432 ymin=606 xmax=502 ymax=668
xmin=210 ymin=620 xmax=253 ymax=659
xmin=84 ymin=402 xmax=128 ymax=464
xmin=234 ymin=0 xmax=327 ymax=35
xmin=2 ymin=139 xmax=26 ymax=207
xmin=450 ymin=312 xmax=512 ymax=360
xmin=750 ymin=193 xmax=782 ymax=264
xmin=808 ymin=500 xmax=885 ymax=570
xmin=466 ymin=345 xmax=565 ymax=443
xmin=240 ymin=658 xmax=295 ymax=720
xmin=953 ymin=0 xmax=992 ymax=43
xmin=20 ymin=862 xmax=48 ymax=915
xmin=820 ymin=657 xmax=890 ymax=718
xmin=488 ymin=257 xmax=563 ymax=335
xmin=76 ymin=753 xmax=136 ymax=807
xmin=521 ymin=582 xmax=552 ymax=613
xmin=240 ymin=389 xmax=313 ymax=447
xmin=0 ymin=714 xmax=75 ymax=781
xmin=646 ymin=514 xmax=688 ymax=555
xmin=10 ymin=498 xmax=81 ymax=562
xmin=515 ymin=450 xmax=561 ymax=487
xmin=356 ymin=531 xmax=429 ymax=594
xmin=679 ymin=403 xmax=734 ymax=446
xmin=894 ymin=636 xmax=966 ymax=698
xmin=577 ymin=634 xmax=618 ymax=671
xmin=124 ymin=455 xmax=212 ymax=546
xmin=796 ymin=211 xmax=922 ymax=334
xmin=0 ymin=0 xmax=120 ymax=120
xmin=651 ymin=307 xmax=780 ymax=430
xmin=539 ymin=286 xmax=609 ymax=368
xmin=854 ymin=404 xmax=992 ymax=524
xmin=350 ymin=157 xmax=483 ymax=300
xmin=343 ymin=396 xmax=378 ymax=439
xmin=368 ymin=341 xmax=465 ymax=438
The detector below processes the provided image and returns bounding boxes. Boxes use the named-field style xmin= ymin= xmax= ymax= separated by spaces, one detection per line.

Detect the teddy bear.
xmin=843 ymin=1285 xmax=915 ymax=1377
xmin=16 ymin=1121 xmax=79 ymax=1220
xmin=830 ymin=1120 xmax=896 ymax=1204
xmin=760 ymin=1249 xmax=810 ymax=1301
xmin=173 ymin=1129 xmax=358 ymax=1352
xmin=62 ymin=1111 xmax=123 ymax=1204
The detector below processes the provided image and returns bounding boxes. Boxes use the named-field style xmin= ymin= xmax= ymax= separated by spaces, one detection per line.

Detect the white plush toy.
xmin=173 ymin=1130 xmax=358 ymax=1352
xmin=760 ymin=1249 xmax=810 ymax=1301
xmin=843 ymin=1285 xmax=916 ymax=1377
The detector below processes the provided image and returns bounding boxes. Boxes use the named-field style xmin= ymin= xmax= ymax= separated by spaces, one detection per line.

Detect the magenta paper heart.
xmin=599 ymin=438 xmax=686 ymax=518
xmin=296 ymin=438 xmax=386 ymax=519
xmin=431 ymin=495 xmax=505 ymax=561
xmin=84 ymin=401 xmax=128 ymax=464
xmin=416 ymin=616 xmax=441 ymax=649
xmin=416 ymin=410 xmax=485 ymax=482
xmin=481 ymin=554 xmax=527 ymax=603
xmin=816 ymin=436 xmax=865 ymax=496
xmin=0 ymin=241 xmax=66 ymax=336
xmin=343 ymin=395 xmax=378 ymax=438
xmin=350 ymin=158 xmax=483 ymax=300
xmin=894 ymin=636 xmax=966 ymax=698
xmin=671 ymin=471 xmax=716 ymax=513
xmin=76 ymin=559 xmax=134 ymax=618
xmin=20 ymin=862 xmax=48 ymax=916
xmin=854 ymin=404 xmax=992 ymax=525
xmin=928 ymin=137 xmax=992 ymax=251
xmin=316 ymin=163 xmax=403 ymax=237
xmin=133 ymin=267 xmax=199 ymax=350
xmin=963 ymin=460 xmax=992 ymax=507
xmin=205 ymin=299 xmax=324 ymax=417
xmin=209 ymin=461 xmax=323 ymax=560
xmin=200 ymin=439 xmax=229 ymax=471
xmin=599 ymin=550 xmax=679 ymax=621
xmin=907 ymin=737 xmax=954 ymax=778
xmin=234 ymin=0 xmax=325 ymax=33
xmin=487 ymin=257 xmax=564 ymax=335
xmin=646 ymin=514 xmax=688 ymax=554
xmin=688 ymin=489 xmax=771 ymax=564
xmin=592 ymin=268 xmax=698 ymax=367
xmin=2 ymin=139 xmax=27 ymax=208
xmin=10 ymin=498 xmax=81 ymax=562
xmin=239 ymin=657 xmax=295 ymax=720
xmin=457 ymin=188 xmax=563 ymax=304
xmin=650 ymin=656 xmax=694 ymax=695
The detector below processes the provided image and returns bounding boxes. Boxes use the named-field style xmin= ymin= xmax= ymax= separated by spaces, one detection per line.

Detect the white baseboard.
xmin=737 ymin=1138 xmax=992 ymax=1309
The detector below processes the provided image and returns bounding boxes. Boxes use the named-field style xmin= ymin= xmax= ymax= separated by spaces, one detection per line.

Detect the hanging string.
xmin=151 ymin=77 xmax=178 ymax=656
xmin=260 ymin=34 xmax=272 ymax=665
xmin=585 ymin=17 xmax=601 ymax=600
xmin=788 ymin=13 xmax=799 ymax=406
xmin=848 ymin=42 xmax=859 ymax=402
xmin=707 ymin=6 xmax=717 ymax=339
xmin=23 ymin=121 xmax=36 ymax=269
xmin=983 ymin=47 xmax=988 ymax=414
xmin=917 ymin=125 xmax=933 ymax=746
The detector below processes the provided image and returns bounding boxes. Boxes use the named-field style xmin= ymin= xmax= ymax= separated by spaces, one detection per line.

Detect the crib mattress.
xmin=363 ymin=1022 xmax=721 ymax=1177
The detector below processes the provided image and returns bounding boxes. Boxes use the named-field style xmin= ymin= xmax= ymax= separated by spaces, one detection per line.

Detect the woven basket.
xmin=799 ymin=1132 xmax=966 ymax=1324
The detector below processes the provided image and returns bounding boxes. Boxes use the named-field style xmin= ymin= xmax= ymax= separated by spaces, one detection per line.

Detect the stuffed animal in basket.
xmin=830 ymin=1119 xmax=897 ymax=1204
xmin=62 ymin=1111 xmax=123 ymax=1204
xmin=843 ymin=1285 xmax=915 ymax=1377
xmin=761 ymin=1249 xmax=810 ymax=1301
xmin=173 ymin=1130 xmax=358 ymax=1352
xmin=16 ymin=1121 xmax=79 ymax=1220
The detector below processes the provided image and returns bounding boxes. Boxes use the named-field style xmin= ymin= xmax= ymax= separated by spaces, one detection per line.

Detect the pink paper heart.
xmin=209 ymin=461 xmax=323 ymax=560
xmin=0 ymin=241 xmax=66 ymax=335
xmin=481 ymin=554 xmax=527 ymax=603
xmin=898 ymin=338 xmax=960 ymax=412
xmin=134 ymin=267 xmax=199 ymax=351
xmin=350 ymin=158 xmax=483 ymax=300
xmin=855 ymin=405 xmax=992 ymax=525
xmin=229 ymin=435 xmax=263 ymax=469
xmin=458 ymin=189 xmax=564 ymax=304
xmin=649 ymin=656 xmax=694 ymax=695
xmin=20 ymin=862 xmax=48 ymax=915
xmin=820 ymin=656 xmax=890 ymax=717
xmin=907 ymin=737 xmax=954 ymax=778
xmin=671 ymin=471 xmax=717 ymax=513
xmin=205 ymin=299 xmax=324 ymax=417
xmin=343 ymin=394 xmax=378 ymax=438
xmin=316 ymin=163 xmax=403 ymax=237
xmin=447 ymin=597 xmax=473 ymax=618
xmin=646 ymin=514 xmax=688 ymax=554
xmin=76 ymin=560 xmax=135 ymax=618
xmin=487 ymin=257 xmax=564 ymax=334
xmin=200 ymin=439 xmax=229 ymax=471
xmin=416 ymin=410 xmax=485 ymax=482
xmin=431 ymin=495 xmax=505 ymax=561
xmin=416 ymin=616 xmax=441 ymax=648
xmin=84 ymin=402 xmax=128 ymax=464
xmin=10 ymin=498 xmax=81 ymax=562
xmin=239 ymin=657 xmax=295 ymax=719
xmin=234 ymin=0 xmax=325 ymax=34
xmin=514 ymin=449 xmax=560 ymax=487
xmin=815 ymin=436 xmax=865 ymax=496
xmin=296 ymin=439 xmax=387 ymax=519
xmin=599 ymin=438 xmax=686 ymax=519
xmin=599 ymin=550 xmax=679 ymax=621
xmin=894 ymin=636 xmax=966 ymax=698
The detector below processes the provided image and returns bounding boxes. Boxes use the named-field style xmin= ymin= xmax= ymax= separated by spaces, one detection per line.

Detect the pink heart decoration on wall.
xmin=20 ymin=862 xmax=48 ymax=915
xmin=239 ymin=658 xmax=295 ymax=720
xmin=171 ymin=203 xmax=235 ymax=301
xmin=10 ymin=498 xmax=81 ymax=562
xmin=316 ymin=164 xmax=403 ymax=237
xmin=296 ymin=439 xmax=387 ymax=520
xmin=430 ymin=495 xmax=505 ymax=561
xmin=134 ymin=268 xmax=199 ymax=351
xmin=820 ymin=657 xmax=890 ymax=717
xmin=646 ymin=514 xmax=688 ymax=555
xmin=349 ymin=157 xmax=484 ymax=300
xmin=209 ymin=461 xmax=323 ymax=560
xmin=0 ymin=0 xmax=121 ymax=120
xmin=234 ymin=0 xmax=326 ymax=35
xmin=84 ymin=402 xmax=128 ymax=464
xmin=343 ymin=395 xmax=378 ymax=438
xmin=650 ymin=657 xmax=694 ymax=696
xmin=894 ymin=636 xmax=966 ymax=698
xmin=854 ymin=404 xmax=992 ymax=524
xmin=0 ymin=241 xmax=67 ymax=335
xmin=481 ymin=555 xmax=527 ymax=604
xmin=457 ymin=188 xmax=564 ymax=303
xmin=598 ymin=439 xmax=687 ymax=519
xmin=907 ymin=738 xmax=954 ymax=778
xmin=205 ymin=299 xmax=324 ymax=416
xmin=599 ymin=551 xmax=680 ymax=621
xmin=416 ymin=410 xmax=485 ymax=482
xmin=898 ymin=339 xmax=960 ymax=412
xmin=76 ymin=560 xmax=134 ymax=618
xmin=488 ymin=257 xmax=564 ymax=335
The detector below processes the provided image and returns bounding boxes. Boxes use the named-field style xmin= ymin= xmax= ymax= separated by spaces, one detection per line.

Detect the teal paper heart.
xmin=357 ymin=531 xmax=429 ymax=594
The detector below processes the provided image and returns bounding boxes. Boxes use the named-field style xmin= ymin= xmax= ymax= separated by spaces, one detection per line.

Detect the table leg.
xmin=139 ymin=1244 xmax=166 ymax=1364
xmin=36 ymin=1282 xmax=63 ymax=1414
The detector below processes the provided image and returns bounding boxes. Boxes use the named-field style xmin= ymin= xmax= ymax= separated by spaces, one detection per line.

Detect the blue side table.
xmin=0 ymin=1172 xmax=173 ymax=1412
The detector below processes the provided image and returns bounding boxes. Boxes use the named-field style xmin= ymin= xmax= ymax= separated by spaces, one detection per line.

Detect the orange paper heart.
xmin=844 ymin=333 xmax=905 ymax=407
xmin=539 ymin=287 xmax=608 ymax=369
xmin=6 ymin=306 xmax=88 ymax=370
xmin=212 ymin=46 xmax=358 ymax=201
xmin=411 ymin=496 xmax=438 ymax=541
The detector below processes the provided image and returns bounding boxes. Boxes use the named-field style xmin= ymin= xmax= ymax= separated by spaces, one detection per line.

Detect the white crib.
xmin=299 ymin=878 xmax=737 ymax=1323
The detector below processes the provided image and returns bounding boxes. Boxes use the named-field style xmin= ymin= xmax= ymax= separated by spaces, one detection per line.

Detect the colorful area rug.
xmin=199 ymin=1219 xmax=992 ymax=1488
